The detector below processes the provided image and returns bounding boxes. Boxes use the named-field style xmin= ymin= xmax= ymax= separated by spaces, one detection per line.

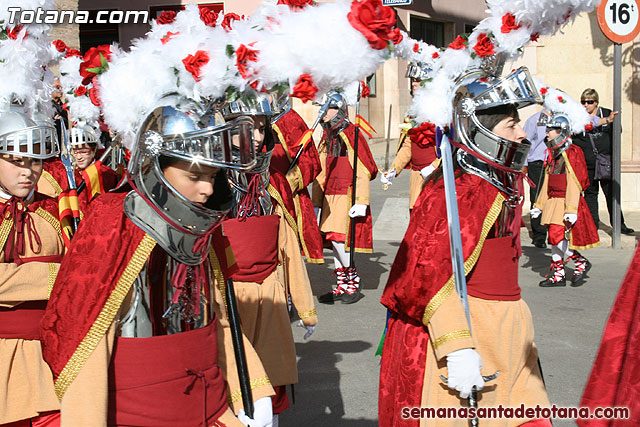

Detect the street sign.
xmin=382 ymin=0 xmax=413 ymax=5
xmin=597 ymin=0 xmax=640 ymax=43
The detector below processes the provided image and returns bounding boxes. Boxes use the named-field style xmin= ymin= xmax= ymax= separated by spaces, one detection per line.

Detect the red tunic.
xmin=40 ymin=192 xmax=230 ymax=424
xmin=270 ymin=109 xmax=324 ymax=263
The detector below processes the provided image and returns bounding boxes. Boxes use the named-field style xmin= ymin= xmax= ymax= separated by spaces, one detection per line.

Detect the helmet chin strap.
xmin=0 ymin=184 xmax=34 ymax=201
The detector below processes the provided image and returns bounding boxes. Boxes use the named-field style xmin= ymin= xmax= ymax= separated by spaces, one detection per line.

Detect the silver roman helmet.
xmin=0 ymin=106 xmax=59 ymax=159
xmin=452 ymin=67 xmax=542 ymax=194
xmin=538 ymin=112 xmax=572 ymax=157
xmin=406 ymin=61 xmax=432 ymax=81
xmin=69 ymin=123 xmax=100 ymax=147
xmin=221 ymin=94 xmax=276 ymax=217
xmin=317 ymin=90 xmax=349 ymax=133
xmin=124 ymin=101 xmax=257 ymax=265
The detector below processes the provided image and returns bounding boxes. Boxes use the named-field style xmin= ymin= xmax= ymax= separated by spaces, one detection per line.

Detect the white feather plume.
xmin=534 ymin=79 xmax=591 ymax=133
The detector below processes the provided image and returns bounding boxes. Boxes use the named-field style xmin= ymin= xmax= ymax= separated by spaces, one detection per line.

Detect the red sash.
xmin=467 ymin=236 xmax=521 ymax=301
xmin=547 ymin=173 xmax=567 ymax=198
xmin=410 ymin=142 xmax=437 ymax=171
xmin=223 ymin=215 xmax=280 ymax=283
xmin=0 ymin=254 xmax=63 ymax=340
xmin=107 ymin=320 xmax=228 ymax=427
xmin=325 ymin=156 xmax=353 ymax=196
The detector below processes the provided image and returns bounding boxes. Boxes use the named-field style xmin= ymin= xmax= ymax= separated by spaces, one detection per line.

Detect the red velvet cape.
xmin=270 ymin=109 xmax=325 ymax=263
xmin=578 ymin=243 xmax=640 ymax=426
xmin=561 ymin=145 xmax=600 ymax=249
xmin=380 ymin=173 xmax=504 ymax=324
xmin=40 ymin=192 xmax=150 ymax=386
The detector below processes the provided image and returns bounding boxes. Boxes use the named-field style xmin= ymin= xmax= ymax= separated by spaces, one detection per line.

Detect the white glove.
xmin=564 ymin=213 xmax=578 ymax=225
xmin=380 ymin=169 xmax=396 ymax=185
xmin=530 ymin=207 xmax=542 ymax=219
xmin=348 ymin=204 xmax=367 ymax=218
xmin=446 ymin=348 xmax=484 ymax=399
xmin=237 ymin=397 xmax=273 ymax=427
xmin=420 ymin=165 xmax=436 ymax=179
xmin=297 ymin=319 xmax=316 ymax=339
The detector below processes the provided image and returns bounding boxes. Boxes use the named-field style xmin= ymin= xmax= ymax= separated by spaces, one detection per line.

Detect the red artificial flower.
xmin=182 ymin=50 xmax=210 ymax=82
xmin=277 ymin=0 xmax=314 ymax=10
xmin=347 ymin=0 xmax=400 ymax=50
xmin=74 ymin=86 xmax=87 ymax=96
xmin=501 ymin=13 xmax=521 ymax=34
xmin=540 ymin=87 xmax=548 ymax=96
xmin=235 ymin=44 xmax=259 ymax=79
xmin=585 ymin=123 xmax=594 ymax=131
xmin=290 ymin=74 xmax=318 ymax=103
xmin=530 ymin=32 xmax=540 ymax=42
xmin=557 ymin=96 xmax=564 ymax=103
xmin=408 ymin=122 xmax=436 ymax=148
xmin=413 ymin=43 xmax=420 ymax=53
xmin=65 ymin=48 xmax=82 ymax=58
xmin=79 ymin=45 xmax=112 ymax=85
xmin=53 ymin=39 xmax=67 ymax=52
xmin=161 ymin=31 xmax=179 ymax=44
xmin=473 ymin=33 xmax=495 ymax=57
xmin=222 ymin=13 xmax=241 ymax=31
xmin=89 ymin=87 xmax=101 ymax=107
xmin=199 ymin=7 xmax=218 ymax=27
xmin=6 ymin=25 xmax=24 ymax=40
xmin=62 ymin=102 xmax=68 ymax=111
xmin=156 ymin=10 xmax=177 ymax=25
xmin=432 ymin=51 xmax=440 ymax=59
xmin=449 ymin=35 xmax=467 ymax=50
xmin=361 ymin=81 xmax=370 ymax=98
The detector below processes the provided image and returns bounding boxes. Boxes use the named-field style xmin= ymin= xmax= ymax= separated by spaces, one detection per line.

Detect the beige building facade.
xmin=50 ymin=1 xmax=640 ymax=208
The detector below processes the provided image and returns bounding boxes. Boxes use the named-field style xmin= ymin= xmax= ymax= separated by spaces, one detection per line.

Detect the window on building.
xmin=465 ymin=23 xmax=476 ymax=34
xmin=409 ymin=16 xmax=445 ymax=48
xmin=79 ymin=10 xmax=119 ymax=53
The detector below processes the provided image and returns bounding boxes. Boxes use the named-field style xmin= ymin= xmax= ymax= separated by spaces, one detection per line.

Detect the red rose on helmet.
xmin=6 ymin=25 xmax=24 ymax=40
xmin=449 ymin=35 xmax=467 ymax=50
xmin=53 ymin=39 xmax=67 ymax=52
xmin=222 ymin=13 xmax=242 ymax=31
xmin=199 ymin=7 xmax=218 ymax=27
xmin=473 ymin=33 xmax=495 ymax=57
xmin=408 ymin=122 xmax=436 ymax=148
xmin=79 ymin=45 xmax=111 ymax=85
xmin=277 ymin=0 xmax=314 ymax=10
xmin=540 ymin=87 xmax=548 ymax=96
xmin=432 ymin=51 xmax=440 ymax=59
xmin=585 ymin=123 xmax=594 ymax=131
xmin=530 ymin=32 xmax=540 ymax=42
xmin=161 ymin=31 xmax=179 ymax=44
xmin=182 ymin=50 xmax=210 ymax=82
xmin=65 ymin=48 xmax=82 ymax=58
xmin=235 ymin=44 xmax=259 ymax=79
xmin=361 ymin=81 xmax=370 ymax=98
xmin=156 ymin=10 xmax=177 ymax=25
xmin=74 ymin=86 xmax=87 ymax=96
xmin=501 ymin=13 xmax=521 ymax=33
xmin=413 ymin=43 xmax=420 ymax=53
xmin=290 ymin=74 xmax=318 ymax=103
xmin=347 ymin=0 xmax=400 ymax=50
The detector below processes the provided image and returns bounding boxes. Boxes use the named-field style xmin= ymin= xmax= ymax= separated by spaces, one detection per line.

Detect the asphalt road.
xmin=280 ymin=140 xmax=637 ymax=426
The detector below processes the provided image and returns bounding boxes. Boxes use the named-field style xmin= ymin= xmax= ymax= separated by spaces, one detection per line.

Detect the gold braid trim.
xmin=0 ymin=213 xmax=14 ymax=253
xmin=433 ymin=329 xmax=472 ymax=350
xmin=267 ymin=184 xmax=299 ymax=236
xmin=422 ymin=192 xmax=506 ymax=325
xmin=562 ymin=151 xmax=583 ymax=192
xmin=228 ymin=376 xmax=272 ymax=404
xmin=35 ymin=207 xmax=63 ymax=239
xmin=298 ymin=308 xmax=317 ymax=319
xmin=208 ymin=245 xmax=227 ymax=319
xmin=47 ymin=263 xmax=58 ymax=299
xmin=42 ymin=170 xmax=63 ymax=195
xmin=292 ymin=193 xmax=323 ymax=264
xmin=54 ymin=234 xmax=157 ymax=400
